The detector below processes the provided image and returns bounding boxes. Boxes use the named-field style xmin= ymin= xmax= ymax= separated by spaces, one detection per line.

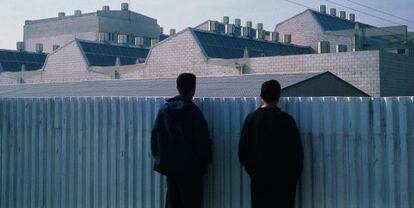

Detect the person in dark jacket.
xmin=151 ymin=73 xmax=212 ymax=208
xmin=238 ymin=80 xmax=304 ymax=208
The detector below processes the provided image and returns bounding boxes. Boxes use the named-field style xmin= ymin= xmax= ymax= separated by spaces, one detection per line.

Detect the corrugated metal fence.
xmin=1 ymin=97 xmax=413 ymax=208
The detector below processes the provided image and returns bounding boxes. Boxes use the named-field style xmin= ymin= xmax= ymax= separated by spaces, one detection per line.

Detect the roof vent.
xmin=35 ymin=43 xmax=43 ymax=53
xmin=319 ymin=5 xmax=327 ymax=14
xmin=256 ymin=30 xmax=264 ymax=39
xmin=58 ymin=12 xmax=66 ymax=18
xmin=121 ymin=3 xmax=129 ymax=11
xmin=16 ymin=41 xmax=25 ymax=51
xmin=318 ymin=41 xmax=330 ymax=53
xmin=246 ymin=21 xmax=253 ymax=28
xmin=222 ymin=16 xmax=230 ymax=24
xmin=349 ymin=13 xmax=356 ymax=21
xmin=118 ymin=34 xmax=128 ymax=44
xmin=208 ymin=20 xmax=217 ymax=32
xmin=241 ymin=27 xmax=250 ymax=37
xmin=134 ymin=37 xmax=145 ymax=46
xmin=283 ymin=34 xmax=292 ymax=44
xmin=339 ymin=11 xmax=346 ymax=19
xmin=257 ymin=23 xmax=263 ymax=31
xmin=169 ymin=29 xmax=176 ymax=35
xmin=102 ymin=6 xmax=110 ymax=11
xmin=234 ymin=18 xmax=241 ymax=27
xmin=330 ymin=8 xmax=337 ymax=16
xmin=225 ymin=24 xmax=235 ymax=35
xmin=269 ymin=32 xmax=279 ymax=42
xmin=74 ymin=10 xmax=82 ymax=16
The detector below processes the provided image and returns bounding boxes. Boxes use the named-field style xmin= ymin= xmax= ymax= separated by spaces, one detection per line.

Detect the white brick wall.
xmin=39 ymin=40 xmax=109 ymax=83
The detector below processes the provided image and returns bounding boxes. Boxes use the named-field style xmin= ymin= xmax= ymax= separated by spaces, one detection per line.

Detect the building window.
xmin=397 ymin=49 xmax=406 ymax=54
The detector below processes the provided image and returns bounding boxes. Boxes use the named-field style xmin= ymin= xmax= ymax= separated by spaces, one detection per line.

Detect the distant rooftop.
xmin=309 ymin=10 xmax=374 ymax=31
xmin=78 ymin=40 xmax=149 ymax=67
xmin=0 ymin=50 xmax=47 ymax=72
xmin=192 ymin=29 xmax=313 ymax=59
xmin=24 ymin=5 xmax=157 ymax=26
xmin=0 ymin=72 xmax=367 ymax=97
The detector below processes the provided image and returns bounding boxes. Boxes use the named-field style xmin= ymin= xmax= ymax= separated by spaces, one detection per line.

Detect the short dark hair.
xmin=260 ymin=80 xmax=281 ymax=103
xmin=176 ymin=73 xmax=196 ymax=95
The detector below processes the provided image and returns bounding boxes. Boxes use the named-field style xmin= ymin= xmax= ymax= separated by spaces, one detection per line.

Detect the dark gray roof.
xmin=78 ymin=40 xmax=149 ymax=66
xmin=309 ymin=10 xmax=373 ymax=31
xmin=0 ymin=73 xmax=328 ymax=97
xmin=0 ymin=49 xmax=47 ymax=72
xmin=192 ymin=29 xmax=313 ymax=59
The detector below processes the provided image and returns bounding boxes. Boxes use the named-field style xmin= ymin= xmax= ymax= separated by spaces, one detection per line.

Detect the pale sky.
xmin=0 ymin=0 xmax=413 ymax=50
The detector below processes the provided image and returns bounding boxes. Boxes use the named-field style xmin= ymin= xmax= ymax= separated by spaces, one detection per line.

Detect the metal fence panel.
xmin=1 ymin=97 xmax=413 ymax=208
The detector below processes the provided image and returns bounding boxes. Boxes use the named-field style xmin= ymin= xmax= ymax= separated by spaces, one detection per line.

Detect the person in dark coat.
xmin=238 ymin=80 xmax=304 ymax=208
xmin=151 ymin=73 xmax=212 ymax=208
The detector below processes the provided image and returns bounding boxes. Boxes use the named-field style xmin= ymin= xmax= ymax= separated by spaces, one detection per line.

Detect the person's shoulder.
xmin=245 ymin=109 xmax=261 ymax=121
xmin=278 ymin=110 xmax=297 ymax=124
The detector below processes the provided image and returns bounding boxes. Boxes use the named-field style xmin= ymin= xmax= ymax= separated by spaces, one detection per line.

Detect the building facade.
xmin=23 ymin=3 xmax=161 ymax=53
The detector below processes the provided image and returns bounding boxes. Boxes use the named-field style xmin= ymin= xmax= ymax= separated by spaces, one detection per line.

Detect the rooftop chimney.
xmin=225 ymin=24 xmax=235 ymax=35
xmin=241 ymin=27 xmax=250 ymax=37
xmin=330 ymin=8 xmax=337 ymax=16
xmin=16 ymin=41 xmax=25 ymax=52
xmin=270 ymin=32 xmax=279 ymax=42
xmin=35 ymin=43 xmax=43 ymax=53
xmin=234 ymin=18 xmax=241 ymax=27
xmin=169 ymin=29 xmax=176 ymax=35
xmin=74 ymin=10 xmax=82 ymax=16
xmin=319 ymin=5 xmax=327 ymax=14
xmin=257 ymin=23 xmax=263 ymax=31
xmin=222 ymin=16 xmax=230 ymax=24
xmin=256 ymin=30 xmax=264 ymax=39
xmin=340 ymin=11 xmax=346 ymax=19
xmin=102 ymin=6 xmax=110 ymax=11
xmin=349 ymin=13 xmax=356 ymax=21
xmin=121 ymin=3 xmax=129 ymax=11
xmin=58 ymin=12 xmax=66 ymax=18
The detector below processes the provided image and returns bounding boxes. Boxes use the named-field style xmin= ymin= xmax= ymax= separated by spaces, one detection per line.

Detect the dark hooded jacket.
xmin=151 ymin=96 xmax=212 ymax=182
xmin=238 ymin=107 xmax=304 ymax=180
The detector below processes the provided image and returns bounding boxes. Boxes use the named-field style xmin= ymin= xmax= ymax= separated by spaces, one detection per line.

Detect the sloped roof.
xmin=309 ymin=10 xmax=374 ymax=31
xmin=0 ymin=49 xmax=47 ymax=72
xmin=191 ymin=29 xmax=313 ymax=59
xmin=0 ymin=72 xmax=365 ymax=97
xmin=276 ymin=9 xmax=374 ymax=32
xmin=77 ymin=40 xmax=149 ymax=67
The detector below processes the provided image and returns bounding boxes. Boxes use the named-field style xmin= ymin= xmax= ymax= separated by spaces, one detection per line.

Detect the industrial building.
xmin=0 ymin=4 xmax=413 ymax=97
xmin=23 ymin=3 xmax=164 ymax=53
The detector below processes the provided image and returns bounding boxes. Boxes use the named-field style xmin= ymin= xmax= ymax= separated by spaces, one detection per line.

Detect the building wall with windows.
xmin=23 ymin=5 xmax=161 ymax=53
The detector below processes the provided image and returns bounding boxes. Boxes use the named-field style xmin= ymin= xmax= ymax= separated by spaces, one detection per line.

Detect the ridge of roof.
xmin=190 ymin=28 xmax=312 ymax=49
